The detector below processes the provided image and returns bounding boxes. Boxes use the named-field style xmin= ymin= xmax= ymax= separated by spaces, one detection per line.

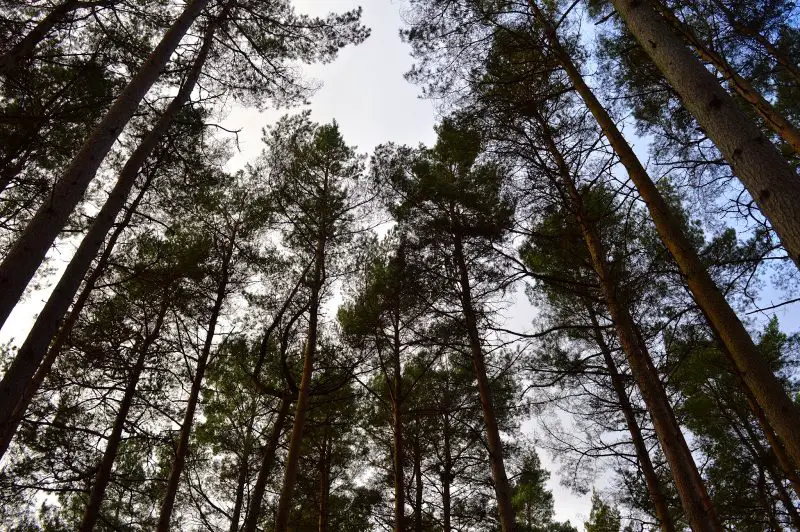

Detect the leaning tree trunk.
xmin=78 ymin=300 xmax=168 ymax=532
xmin=228 ymin=412 xmax=256 ymax=532
xmin=442 ymin=409 xmax=452 ymax=532
xmin=242 ymin=395 xmax=292 ymax=532
xmin=0 ymin=11 xmax=222 ymax=444
xmin=537 ymin=110 xmax=722 ymax=531
xmin=0 ymin=168 xmax=155 ymax=460
xmin=529 ymin=2 xmax=800 ymax=470
xmin=156 ymin=228 xmax=236 ymax=531
xmin=588 ymin=310 xmax=677 ymax=532
xmin=317 ymin=429 xmax=331 ymax=532
xmin=274 ymin=232 xmax=325 ymax=531
xmin=607 ymin=0 xmax=800 ymax=265
xmin=0 ymin=0 xmax=103 ymax=76
xmin=452 ymin=235 xmax=516 ymax=532
xmin=652 ymin=0 xmax=800 ymax=155
xmin=0 ymin=0 xmax=211 ymax=330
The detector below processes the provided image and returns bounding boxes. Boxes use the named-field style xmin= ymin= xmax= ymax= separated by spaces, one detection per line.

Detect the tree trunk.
xmin=274 ymin=233 xmax=325 ymax=531
xmin=0 ymin=0 xmax=210 ymax=330
xmin=442 ymin=410 xmax=452 ymax=532
xmin=555 ymin=150 xmax=720 ymax=531
xmin=530 ymin=2 xmax=800 ymax=470
xmin=392 ymin=318 xmax=406 ymax=532
xmin=156 ymin=229 xmax=236 ymax=531
xmin=317 ymin=431 xmax=330 ymax=532
xmin=607 ymin=0 xmax=800 ymax=265
xmin=0 ymin=169 xmax=154 ymax=459
xmin=229 ymin=413 xmax=256 ymax=532
xmin=652 ymin=0 xmax=800 ymax=155
xmin=588 ymin=310 xmax=676 ymax=532
xmin=534 ymin=108 xmax=721 ymax=530
xmin=452 ymin=236 xmax=516 ymax=532
xmin=413 ymin=434 xmax=423 ymax=532
xmin=242 ymin=396 xmax=292 ymax=532
xmin=0 ymin=11 xmax=221 ymax=443
xmin=78 ymin=300 xmax=168 ymax=532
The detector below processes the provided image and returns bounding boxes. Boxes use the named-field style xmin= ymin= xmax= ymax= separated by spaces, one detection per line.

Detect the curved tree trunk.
xmin=0 ymin=0 xmax=211 ymax=330
xmin=529 ymin=2 xmax=800 ymax=470
xmin=0 ymin=11 xmax=221 ymax=444
xmin=78 ymin=299 xmax=168 ymax=532
xmin=652 ymin=0 xmax=800 ymax=154
xmin=452 ymin=236 xmax=516 ymax=532
xmin=607 ymin=0 xmax=800 ymax=266
xmin=533 ymin=108 xmax=721 ymax=530
xmin=588 ymin=310 xmax=677 ymax=532
xmin=156 ymin=228 xmax=236 ymax=531
xmin=229 ymin=413 xmax=256 ymax=532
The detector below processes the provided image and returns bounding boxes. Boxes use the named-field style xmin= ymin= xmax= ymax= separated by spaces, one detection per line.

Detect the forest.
xmin=0 ymin=0 xmax=799 ymax=530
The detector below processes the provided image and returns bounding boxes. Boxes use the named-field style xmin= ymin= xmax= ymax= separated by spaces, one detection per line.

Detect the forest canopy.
xmin=0 ymin=0 xmax=799 ymax=531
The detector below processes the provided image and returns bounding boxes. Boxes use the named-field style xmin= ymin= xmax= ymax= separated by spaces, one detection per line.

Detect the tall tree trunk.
xmin=0 ymin=12 xmax=222 ymax=443
xmin=392 ymin=317 xmax=406 ymax=532
xmin=606 ymin=0 xmax=800 ymax=265
xmin=0 ymin=0 xmax=211 ymax=330
xmin=242 ymin=396 xmax=292 ymax=532
xmin=229 ymin=412 xmax=256 ymax=532
xmin=78 ymin=300 xmax=168 ymax=532
xmin=442 ymin=410 xmax=452 ymax=532
xmin=274 ymin=233 xmax=325 ymax=531
xmin=317 ymin=431 xmax=330 ymax=532
xmin=413 ymin=434 xmax=423 ymax=532
xmin=588 ymin=310 xmax=677 ymax=532
xmin=529 ymin=3 xmax=800 ymax=470
xmin=530 ymin=107 xmax=720 ymax=530
xmin=0 ymin=169 xmax=154 ymax=459
xmin=451 ymin=236 xmax=516 ymax=532
xmin=651 ymin=0 xmax=800 ymax=154
xmin=156 ymin=229 xmax=236 ymax=531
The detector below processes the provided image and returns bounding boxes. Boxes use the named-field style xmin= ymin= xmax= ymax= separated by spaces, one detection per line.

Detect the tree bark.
xmin=0 ymin=169 xmax=154 ymax=460
xmin=607 ymin=0 xmax=800 ymax=265
xmin=274 ymin=233 xmax=325 ymax=531
xmin=156 ymin=228 xmax=236 ymax=531
xmin=317 ymin=431 xmax=330 ymax=532
xmin=0 ymin=0 xmax=211 ymax=330
xmin=242 ymin=396 xmax=292 ymax=532
xmin=452 ymin=235 xmax=516 ymax=532
xmin=413 ymin=434 xmax=424 ymax=532
xmin=652 ymin=0 xmax=800 ymax=155
xmin=0 ymin=10 xmax=221 ymax=444
xmin=78 ymin=299 xmax=168 ymax=532
xmin=392 ymin=317 xmax=406 ymax=532
xmin=532 ymin=107 xmax=721 ymax=531
xmin=530 ymin=2 xmax=800 ymax=470
xmin=441 ymin=409 xmax=452 ymax=532
xmin=588 ymin=310 xmax=676 ymax=532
